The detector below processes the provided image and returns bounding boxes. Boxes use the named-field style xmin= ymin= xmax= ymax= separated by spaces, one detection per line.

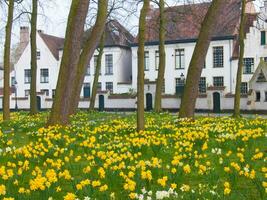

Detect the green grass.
xmin=0 ymin=111 xmax=266 ymax=200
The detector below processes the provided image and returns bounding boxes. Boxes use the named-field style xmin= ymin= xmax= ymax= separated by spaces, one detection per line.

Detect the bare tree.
xmin=154 ymin=0 xmax=166 ymax=112
xmin=67 ymin=0 xmax=108 ymax=116
xmin=89 ymin=31 xmax=105 ymax=111
xmin=48 ymin=0 xmax=90 ymax=125
xmin=233 ymin=0 xmax=247 ymax=118
xmin=3 ymin=0 xmax=15 ymax=121
xmin=137 ymin=0 xmax=150 ymax=131
xmin=30 ymin=0 xmax=38 ymax=115
xmin=179 ymin=0 xmax=224 ymax=118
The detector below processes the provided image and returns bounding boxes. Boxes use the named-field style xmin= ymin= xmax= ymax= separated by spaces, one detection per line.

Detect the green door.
xmin=146 ymin=93 xmax=153 ymax=111
xmin=36 ymin=96 xmax=41 ymax=111
xmin=213 ymin=92 xmax=221 ymax=113
xmin=99 ymin=95 xmax=104 ymax=111
xmin=83 ymin=86 xmax=90 ymax=98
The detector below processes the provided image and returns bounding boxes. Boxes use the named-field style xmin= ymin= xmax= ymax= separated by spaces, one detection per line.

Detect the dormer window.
xmin=256 ymin=70 xmax=267 ymax=82
xmin=37 ymin=50 xmax=40 ymax=60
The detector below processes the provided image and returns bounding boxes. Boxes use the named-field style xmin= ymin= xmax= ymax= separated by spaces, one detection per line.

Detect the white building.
xmin=130 ymin=0 xmax=267 ymax=112
xmin=1 ymin=1 xmax=267 ymax=112
xmin=4 ymin=20 xmax=134 ymax=109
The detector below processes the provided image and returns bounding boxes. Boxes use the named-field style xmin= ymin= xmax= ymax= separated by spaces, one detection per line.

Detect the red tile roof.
xmin=38 ymin=33 xmax=64 ymax=60
xmin=138 ymin=0 xmax=255 ymax=43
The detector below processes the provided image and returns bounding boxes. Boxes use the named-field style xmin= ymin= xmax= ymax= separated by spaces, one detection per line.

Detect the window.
xmin=155 ymin=51 xmax=159 ymax=70
xmin=144 ymin=51 xmax=149 ymax=71
xmin=175 ymin=78 xmax=185 ymax=94
xmin=83 ymin=83 xmax=90 ymax=98
xmin=40 ymin=69 xmax=49 ymax=83
xmin=213 ymin=46 xmax=224 ymax=68
xmin=11 ymin=77 xmax=16 ymax=86
xmin=105 ymin=54 xmax=113 ymax=75
xmin=264 ymin=57 xmax=267 ymax=62
xmin=213 ymin=76 xmax=224 ymax=87
xmin=25 ymin=90 xmax=30 ymax=97
xmin=265 ymin=91 xmax=267 ymax=102
xmin=256 ymin=91 xmax=261 ymax=102
xmin=175 ymin=49 xmax=185 ymax=69
xmin=41 ymin=89 xmax=49 ymax=96
xmin=203 ymin=60 xmax=206 ymax=69
xmin=37 ymin=50 xmax=40 ymax=60
xmin=97 ymin=82 xmax=102 ymax=91
xmin=241 ymin=82 xmax=248 ymax=94
xmin=261 ymin=31 xmax=266 ymax=45
xmin=106 ymin=82 xmax=113 ymax=93
xmin=199 ymin=77 xmax=206 ymax=94
xmin=52 ymin=89 xmax=56 ymax=98
xmin=24 ymin=69 xmax=31 ymax=83
xmin=243 ymin=58 xmax=254 ymax=74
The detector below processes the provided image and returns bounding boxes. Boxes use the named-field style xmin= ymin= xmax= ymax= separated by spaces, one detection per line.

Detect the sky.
xmin=0 ymin=0 xmax=265 ymax=62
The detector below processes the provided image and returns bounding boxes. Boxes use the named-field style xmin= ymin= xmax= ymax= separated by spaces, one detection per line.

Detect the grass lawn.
xmin=0 ymin=111 xmax=266 ymax=200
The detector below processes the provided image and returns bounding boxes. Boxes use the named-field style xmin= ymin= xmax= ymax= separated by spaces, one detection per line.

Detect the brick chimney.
xmin=20 ymin=26 xmax=29 ymax=45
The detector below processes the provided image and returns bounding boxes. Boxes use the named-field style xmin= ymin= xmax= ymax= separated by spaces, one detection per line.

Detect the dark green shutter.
xmin=261 ymin=31 xmax=266 ymax=45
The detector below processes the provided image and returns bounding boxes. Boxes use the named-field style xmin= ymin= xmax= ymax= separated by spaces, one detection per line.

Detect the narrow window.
xmin=241 ymin=82 xmax=248 ymax=94
xmin=105 ymin=54 xmax=113 ymax=75
xmin=40 ymin=69 xmax=49 ymax=83
xmin=213 ymin=46 xmax=224 ymax=68
xmin=24 ymin=69 xmax=31 ymax=84
xmin=175 ymin=49 xmax=185 ymax=69
xmin=155 ymin=50 xmax=159 ymax=70
xmin=83 ymin=83 xmax=90 ymax=98
xmin=243 ymin=58 xmax=254 ymax=74
xmin=106 ymin=82 xmax=113 ymax=93
xmin=265 ymin=91 xmax=267 ymax=102
xmin=37 ymin=50 xmax=41 ymax=60
xmin=144 ymin=51 xmax=149 ymax=71
xmin=199 ymin=77 xmax=207 ymax=94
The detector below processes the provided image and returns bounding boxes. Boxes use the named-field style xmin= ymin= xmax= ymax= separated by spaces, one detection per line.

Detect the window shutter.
xmin=261 ymin=31 xmax=266 ymax=45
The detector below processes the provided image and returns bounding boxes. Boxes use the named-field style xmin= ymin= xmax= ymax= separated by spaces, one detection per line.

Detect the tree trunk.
xmin=89 ymin=31 xmax=105 ymax=111
xmin=233 ymin=0 xmax=246 ymax=118
xmin=179 ymin=0 xmax=224 ymax=118
xmin=137 ymin=0 xmax=150 ymax=131
xmin=3 ymin=0 xmax=14 ymax=121
xmin=30 ymin=0 xmax=38 ymax=115
xmin=154 ymin=0 xmax=166 ymax=113
xmin=68 ymin=0 xmax=108 ymax=116
xmin=48 ymin=0 xmax=89 ymax=125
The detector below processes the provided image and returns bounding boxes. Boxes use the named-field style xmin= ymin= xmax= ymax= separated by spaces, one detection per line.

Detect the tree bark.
xmin=48 ymin=0 xmax=90 ymax=125
xmin=68 ymin=0 xmax=108 ymax=116
xmin=233 ymin=0 xmax=246 ymax=118
xmin=179 ymin=0 xmax=224 ymax=118
xmin=30 ymin=0 xmax=38 ymax=115
xmin=137 ymin=0 xmax=150 ymax=131
xmin=3 ymin=0 xmax=14 ymax=121
xmin=89 ymin=31 xmax=105 ymax=111
xmin=154 ymin=0 xmax=166 ymax=113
